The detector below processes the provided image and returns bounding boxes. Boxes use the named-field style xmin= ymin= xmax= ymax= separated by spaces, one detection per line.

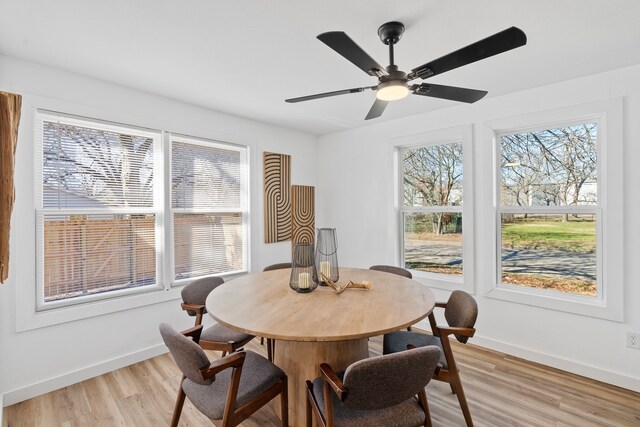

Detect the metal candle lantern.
xmin=290 ymin=243 xmax=318 ymax=293
xmin=314 ymin=228 xmax=339 ymax=285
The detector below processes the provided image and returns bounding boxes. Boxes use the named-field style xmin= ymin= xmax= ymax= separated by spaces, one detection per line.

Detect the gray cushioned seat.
xmin=182 ymin=350 xmax=284 ymax=420
xmin=311 ymin=375 xmax=426 ymax=427
xmin=383 ymin=331 xmax=448 ymax=369
xmin=201 ymin=323 xmax=254 ymax=347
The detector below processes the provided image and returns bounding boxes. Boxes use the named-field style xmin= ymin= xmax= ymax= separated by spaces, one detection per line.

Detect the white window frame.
xmin=395 ymin=125 xmax=475 ymax=293
xmin=19 ymin=111 xmax=251 ymax=332
xmin=34 ymin=111 xmax=165 ymax=311
xmin=168 ymin=133 xmax=250 ymax=285
xmin=483 ymin=99 xmax=623 ymax=321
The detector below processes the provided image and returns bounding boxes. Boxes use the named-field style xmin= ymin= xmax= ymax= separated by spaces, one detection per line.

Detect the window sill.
xmin=411 ymin=270 xmax=473 ymax=293
xmin=17 ymin=285 xmax=181 ymax=332
xmin=16 ymin=271 xmax=250 ymax=332
xmin=485 ymin=285 xmax=623 ymax=322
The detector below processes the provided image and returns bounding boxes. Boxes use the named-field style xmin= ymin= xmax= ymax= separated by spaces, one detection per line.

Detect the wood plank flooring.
xmin=4 ymin=334 xmax=640 ymax=426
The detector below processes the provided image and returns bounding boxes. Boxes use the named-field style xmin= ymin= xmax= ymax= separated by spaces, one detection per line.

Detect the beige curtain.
xmin=0 ymin=91 xmax=22 ymax=284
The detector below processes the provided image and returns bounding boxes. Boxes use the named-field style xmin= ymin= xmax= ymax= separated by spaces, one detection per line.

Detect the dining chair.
xmin=261 ymin=263 xmax=292 ymax=361
xmin=306 ymin=345 xmax=441 ymax=427
xmin=181 ymin=276 xmax=254 ymax=357
xmin=369 ymin=264 xmax=413 ymax=279
xmin=383 ymin=290 xmax=478 ymax=427
xmin=159 ymin=323 xmax=288 ymax=427
xmin=369 ymin=265 xmax=413 ymax=331
xmin=263 ymin=262 xmax=292 ymax=272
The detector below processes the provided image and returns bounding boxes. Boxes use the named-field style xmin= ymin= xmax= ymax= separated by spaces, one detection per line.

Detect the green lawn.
xmin=502 ymin=219 xmax=596 ymax=252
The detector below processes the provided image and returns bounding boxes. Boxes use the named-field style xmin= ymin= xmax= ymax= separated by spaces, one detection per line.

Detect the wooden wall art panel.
xmin=264 ymin=152 xmax=291 ymax=243
xmin=292 ymin=185 xmax=315 ymax=245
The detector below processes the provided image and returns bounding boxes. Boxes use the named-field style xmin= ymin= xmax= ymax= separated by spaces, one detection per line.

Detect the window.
xmin=170 ymin=135 xmax=249 ymax=281
xmin=34 ymin=111 xmax=251 ymax=313
xmin=485 ymin=99 xmax=623 ymax=320
xmin=397 ymin=126 xmax=474 ymax=291
xmin=36 ymin=112 xmax=162 ymax=310
xmin=498 ymin=123 xmax=598 ymax=297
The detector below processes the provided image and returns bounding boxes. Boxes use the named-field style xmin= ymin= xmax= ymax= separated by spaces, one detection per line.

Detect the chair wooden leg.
xmin=451 ymin=375 xmax=473 ymax=427
xmin=306 ymin=388 xmax=312 ymax=427
xmin=170 ymin=381 xmax=186 ymax=427
xmin=261 ymin=336 xmax=264 ymax=345
xmin=417 ymin=389 xmax=432 ymax=427
xmin=450 ymin=383 xmax=457 ymax=394
xmin=267 ymin=339 xmax=273 ymax=362
xmin=280 ymin=376 xmax=289 ymax=427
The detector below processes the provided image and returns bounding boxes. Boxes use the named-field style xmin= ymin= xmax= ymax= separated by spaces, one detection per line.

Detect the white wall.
xmin=317 ymin=64 xmax=640 ymax=391
xmin=0 ymin=55 xmax=317 ymax=404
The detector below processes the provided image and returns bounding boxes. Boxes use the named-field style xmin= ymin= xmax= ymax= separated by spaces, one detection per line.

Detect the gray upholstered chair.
xmin=261 ymin=263 xmax=292 ymax=360
xmin=383 ymin=290 xmax=478 ymax=427
xmin=369 ymin=264 xmax=413 ymax=279
xmin=369 ymin=265 xmax=414 ymax=330
xmin=306 ymin=345 xmax=441 ymax=427
xmin=180 ymin=276 xmax=254 ymax=357
xmin=263 ymin=262 xmax=292 ymax=272
xmin=159 ymin=323 xmax=288 ymax=427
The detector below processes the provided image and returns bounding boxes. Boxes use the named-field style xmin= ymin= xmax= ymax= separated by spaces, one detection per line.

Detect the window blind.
xmin=171 ymin=137 xmax=248 ymax=280
xmin=36 ymin=112 xmax=161 ymax=308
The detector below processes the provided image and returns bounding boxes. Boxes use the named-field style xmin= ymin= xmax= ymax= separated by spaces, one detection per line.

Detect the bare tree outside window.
xmin=402 ymin=142 xmax=463 ymax=275
xmin=39 ymin=118 xmax=158 ymax=305
xmin=42 ymin=122 xmax=154 ymax=209
xmin=499 ymin=123 xmax=598 ymax=296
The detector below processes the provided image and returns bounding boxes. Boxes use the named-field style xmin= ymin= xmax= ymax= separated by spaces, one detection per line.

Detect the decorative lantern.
xmin=314 ymin=228 xmax=339 ymax=285
xmin=290 ymin=242 xmax=318 ymax=293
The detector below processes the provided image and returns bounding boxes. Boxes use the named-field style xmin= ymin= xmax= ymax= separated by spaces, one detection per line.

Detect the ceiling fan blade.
xmin=411 ymin=27 xmax=527 ymax=80
xmin=412 ymin=83 xmax=487 ymax=103
xmin=285 ymin=86 xmax=373 ymax=103
xmin=317 ymin=31 xmax=389 ymax=77
xmin=365 ymin=98 xmax=388 ymax=120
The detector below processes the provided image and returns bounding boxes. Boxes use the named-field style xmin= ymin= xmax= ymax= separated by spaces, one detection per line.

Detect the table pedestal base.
xmin=273 ymin=338 xmax=369 ymax=427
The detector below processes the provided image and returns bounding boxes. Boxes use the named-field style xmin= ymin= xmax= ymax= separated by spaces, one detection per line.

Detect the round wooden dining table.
xmin=205 ymin=267 xmax=435 ymax=427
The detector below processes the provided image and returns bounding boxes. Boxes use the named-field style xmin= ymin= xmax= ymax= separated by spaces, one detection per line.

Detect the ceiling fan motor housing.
xmin=378 ymin=21 xmax=405 ymax=45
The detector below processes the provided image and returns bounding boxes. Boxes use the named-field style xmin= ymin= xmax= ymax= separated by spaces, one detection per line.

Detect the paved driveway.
xmin=405 ymin=240 xmax=595 ymax=281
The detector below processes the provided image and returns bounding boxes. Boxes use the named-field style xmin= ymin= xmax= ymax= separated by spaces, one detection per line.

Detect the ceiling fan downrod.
xmin=378 ymin=21 xmax=405 ymax=69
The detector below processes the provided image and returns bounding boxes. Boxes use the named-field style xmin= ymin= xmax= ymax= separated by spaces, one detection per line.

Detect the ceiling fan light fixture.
xmin=376 ymin=80 xmax=409 ymax=101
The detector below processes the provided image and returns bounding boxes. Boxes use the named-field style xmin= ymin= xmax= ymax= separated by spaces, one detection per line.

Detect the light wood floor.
xmin=4 ymin=335 xmax=640 ymax=427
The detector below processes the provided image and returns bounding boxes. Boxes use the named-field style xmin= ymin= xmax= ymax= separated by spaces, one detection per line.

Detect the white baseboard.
xmin=412 ymin=321 xmax=640 ymax=393
xmin=470 ymin=335 xmax=640 ymax=393
xmin=2 ymin=344 xmax=168 ymax=407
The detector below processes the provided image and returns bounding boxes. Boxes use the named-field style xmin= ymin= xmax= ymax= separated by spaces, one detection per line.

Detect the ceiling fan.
xmin=285 ymin=22 xmax=527 ymax=120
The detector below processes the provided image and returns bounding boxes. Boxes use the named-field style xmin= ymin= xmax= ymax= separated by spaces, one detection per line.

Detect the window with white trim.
xmin=485 ymin=99 xmax=623 ymax=321
xmin=498 ymin=122 xmax=599 ymax=297
xmin=170 ymin=135 xmax=249 ymax=281
xmin=397 ymin=125 xmax=474 ymax=291
xmin=35 ymin=111 xmax=250 ymax=312
xmin=36 ymin=112 xmax=163 ymax=310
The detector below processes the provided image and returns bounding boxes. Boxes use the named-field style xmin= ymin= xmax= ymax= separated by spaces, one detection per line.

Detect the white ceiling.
xmin=1 ymin=0 xmax=639 ymax=135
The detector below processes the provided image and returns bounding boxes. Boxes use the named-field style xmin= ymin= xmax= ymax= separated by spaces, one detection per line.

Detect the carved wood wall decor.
xmin=0 ymin=91 xmax=21 ymax=284
xmin=263 ymin=152 xmax=291 ymax=243
xmin=292 ymin=185 xmax=315 ymax=246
